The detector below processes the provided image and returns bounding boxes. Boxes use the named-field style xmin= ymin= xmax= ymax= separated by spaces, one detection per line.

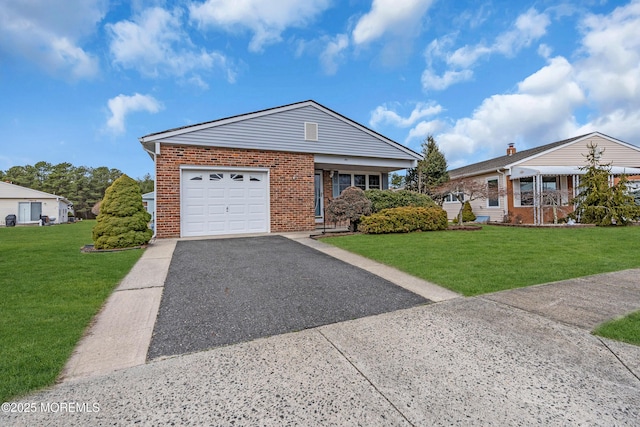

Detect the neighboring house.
xmin=139 ymin=100 xmax=422 ymax=238
xmin=0 ymin=181 xmax=72 ymax=225
xmin=444 ymin=132 xmax=640 ymax=224
xmin=142 ymin=191 xmax=155 ymax=222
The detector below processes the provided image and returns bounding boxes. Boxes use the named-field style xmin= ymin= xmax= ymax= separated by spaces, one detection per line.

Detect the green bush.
xmin=364 ymin=189 xmax=436 ymax=213
xmin=92 ymin=174 xmax=152 ymax=249
xmin=462 ymin=201 xmax=476 ymax=222
xmin=359 ymin=206 xmax=448 ymax=234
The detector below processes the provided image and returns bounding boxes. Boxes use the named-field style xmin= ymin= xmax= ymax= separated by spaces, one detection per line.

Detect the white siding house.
xmin=444 ymin=132 xmax=640 ymax=224
xmin=0 ymin=181 xmax=72 ymax=225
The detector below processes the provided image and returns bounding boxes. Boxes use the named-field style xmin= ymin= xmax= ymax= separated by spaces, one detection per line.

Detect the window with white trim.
xmin=337 ymin=173 xmax=382 ymax=195
xmin=519 ymin=177 xmax=534 ymax=206
xmin=487 ymin=178 xmax=499 ymax=207
xmin=444 ymin=192 xmax=465 ymax=203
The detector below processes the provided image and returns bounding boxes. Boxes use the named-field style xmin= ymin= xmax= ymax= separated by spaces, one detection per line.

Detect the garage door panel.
xmin=248 ymin=203 xmax=266 ymax=214
xmin=208 ymin=188 xmax=225 ymax=198
xmin=207 ymin=205 xmax=225 ymax=215
xmin=183 ymin=169 xmax=269 ymax=237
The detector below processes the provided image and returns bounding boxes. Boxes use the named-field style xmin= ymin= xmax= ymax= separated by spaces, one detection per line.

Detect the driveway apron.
xmin=147 ymin=235 xmax=429 ymax=359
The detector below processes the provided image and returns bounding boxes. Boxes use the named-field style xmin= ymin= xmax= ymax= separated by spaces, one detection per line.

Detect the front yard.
xmin=0 ymin=221 xmax=143 ymax=401
xmin=322 ymin=225 xmax=640 ymax=296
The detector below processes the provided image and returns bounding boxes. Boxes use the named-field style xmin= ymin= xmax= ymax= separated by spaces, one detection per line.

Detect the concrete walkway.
xmin=3 ymin=234 xmax=639 ymax=426
xmin=61 ymin=238 xmax=177 ymax=380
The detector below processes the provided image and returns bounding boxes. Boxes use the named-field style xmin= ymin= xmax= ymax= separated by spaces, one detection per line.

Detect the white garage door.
xmin=182 ymin=169 xmax=269 ymax=237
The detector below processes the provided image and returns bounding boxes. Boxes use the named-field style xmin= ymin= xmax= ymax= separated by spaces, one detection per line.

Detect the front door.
xmin=314 ymin=171 xmax=323 ymax=222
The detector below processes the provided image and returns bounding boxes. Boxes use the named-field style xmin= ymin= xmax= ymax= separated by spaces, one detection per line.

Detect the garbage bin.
xmin=5 ymin=214 xmax=16 ymax=227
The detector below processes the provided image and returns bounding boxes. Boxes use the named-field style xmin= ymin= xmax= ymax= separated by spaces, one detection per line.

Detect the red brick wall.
xmin=507 ymin=177 xmax=575 ymax=224
xmin=155 ymin=144 xmax=316 ymax=238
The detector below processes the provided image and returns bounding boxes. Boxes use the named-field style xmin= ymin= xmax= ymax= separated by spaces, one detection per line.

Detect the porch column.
xmin=534 ymin=174 xmax=543 ymax=225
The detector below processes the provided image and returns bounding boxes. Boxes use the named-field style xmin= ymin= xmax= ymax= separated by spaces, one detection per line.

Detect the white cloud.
xmin=576 ymin=0 xmax=640 ymax=113
xmin=370 ymin=102 xmax=443 ymax=128
xmin=403 ymin=2 xmax=640 ymax=168
xmin=319 ymin=34 xmax=349 ymax=75
xmin=429 ymin=56 xmax=585 ymax=167
xmin=421 ymin=69 xmax=473 ymax=91
xmin=0 ymin=0 xmax=104 ymax=78
xmin=406 ymin=119 xmax=447 ymax=141
xmin=423 ymin=8 xmax=551 ymax=91
xmin=108 ymin=7 xmax=234 ymax=84
xmin=493 ymin=8 xmax=551 ymax=56
xmin=189 ymin=0 xmax=331 ymax=52
xmin=106 ymin=93 xmax=163 ymax=134
xmin=352 ymin=0 xmax=435 ymax=45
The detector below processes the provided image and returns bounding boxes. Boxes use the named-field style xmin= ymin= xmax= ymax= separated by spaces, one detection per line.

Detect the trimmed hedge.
xmin=364 ymin=189 xmax=436 ymax=213
xmin=359 ymin=206 xmax=448 ymax=234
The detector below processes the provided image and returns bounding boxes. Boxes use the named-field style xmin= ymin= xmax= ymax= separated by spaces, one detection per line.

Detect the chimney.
xmin=507 ymin=143 xmax=516 ymax=156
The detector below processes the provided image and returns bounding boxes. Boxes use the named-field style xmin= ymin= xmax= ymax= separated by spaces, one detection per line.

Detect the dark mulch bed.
xmin=81 ymin=244 xmax=146 ymax=253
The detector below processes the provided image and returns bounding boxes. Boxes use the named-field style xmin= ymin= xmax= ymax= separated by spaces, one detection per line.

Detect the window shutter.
xmin=304 ymin=122 xmax=318 ymax=141
xmin=381 ymin=173 xmax=388 ymax=190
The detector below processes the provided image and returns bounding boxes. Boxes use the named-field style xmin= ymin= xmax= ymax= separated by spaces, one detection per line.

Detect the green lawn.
xmin=322 ymin=225 xmax=640 ymax=296
xmin=593 ymin=310 xmax=640 ymax=346
xmin=0 ymin=221 xmax=144 ymax=401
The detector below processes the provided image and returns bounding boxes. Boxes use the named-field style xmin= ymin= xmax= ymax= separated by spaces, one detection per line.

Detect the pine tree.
xmin=92 ymin=174 xmax=152 ymax=249
xmin=572 ymin=143 xmax=640 ymax=225
xmin=406 ymin=136 xmax=449 ymax=195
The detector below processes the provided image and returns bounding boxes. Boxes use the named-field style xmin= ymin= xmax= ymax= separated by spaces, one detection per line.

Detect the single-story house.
xmin=0 ymin=181 xmax=72 ymax=225
xmin=139 ymin=100 xmax=422 ymax=238
xmin=444 ymin=132 xmax=640 ymax=224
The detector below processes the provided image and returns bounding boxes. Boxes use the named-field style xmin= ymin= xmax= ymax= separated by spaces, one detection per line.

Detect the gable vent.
xmin=304 ymin=122 xmax=318 ymax=141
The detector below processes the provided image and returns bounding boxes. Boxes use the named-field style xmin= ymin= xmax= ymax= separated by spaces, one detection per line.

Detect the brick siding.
xmin=155 ymin=144 xmax=316 ymax=238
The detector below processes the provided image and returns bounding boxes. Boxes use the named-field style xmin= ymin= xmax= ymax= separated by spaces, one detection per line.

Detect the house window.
xmin=444 ymin=192 xmax=464 ymax=203
xmin=519 ymin=177 xmax=534 ymax=206
xmin=339 ymin=174 xmax=352 ymax=194
xmin=542 ymin=176 xmax=560 ymax=206
xmin=487 ymin=178 xmax=499 ymax=207
xmin=368 ymin=175 xmax=380 ymax=190
xmin=337 ymin=173 xmax=383 ymax=195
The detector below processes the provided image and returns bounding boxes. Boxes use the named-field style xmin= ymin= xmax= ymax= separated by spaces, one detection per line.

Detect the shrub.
xmin=364 ymin=189 xmax=436 ymax=213
xmin=359 ymin=206 xmax=448 ymax=234
xmin=92 ymin=174 xmax=152 ymax=249
xmin=462 ymin=201 xmax=476 ymax=222
xmin=326 ymin=186 xmax=372 ymax=232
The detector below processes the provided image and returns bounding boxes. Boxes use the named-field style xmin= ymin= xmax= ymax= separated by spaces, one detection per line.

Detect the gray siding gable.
xmin=141 ymin=101 xmax=421 ymax=161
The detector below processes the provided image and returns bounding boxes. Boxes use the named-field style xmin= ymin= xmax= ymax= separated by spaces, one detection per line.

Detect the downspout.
xmin=153 ymin=142 xmax=159 ymax=238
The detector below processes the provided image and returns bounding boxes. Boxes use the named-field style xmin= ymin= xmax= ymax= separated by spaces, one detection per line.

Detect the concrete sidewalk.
xmin=61 ymin=239 xmax=177 ymax=380
xmin=4 ymin=278 xmax=639 ymax=426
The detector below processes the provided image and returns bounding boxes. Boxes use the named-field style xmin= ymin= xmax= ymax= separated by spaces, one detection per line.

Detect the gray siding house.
xmin=140 ymin=100 xmax=422 ymax=238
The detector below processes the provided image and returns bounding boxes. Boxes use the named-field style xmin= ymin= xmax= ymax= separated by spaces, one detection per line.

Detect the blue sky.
xmin=1 ymin=0 xmax=639 ymax=178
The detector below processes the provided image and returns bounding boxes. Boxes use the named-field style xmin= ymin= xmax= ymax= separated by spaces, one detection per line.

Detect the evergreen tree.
xmin=92 ymin=174 xmax=152 ymax=249
xmin=572 ymin=143 xmax=640 ymax=225
xmin=406 ymin=136 xmax=449 ymax=195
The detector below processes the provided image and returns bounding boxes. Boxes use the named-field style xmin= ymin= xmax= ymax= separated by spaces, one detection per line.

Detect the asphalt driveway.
xmin=147 ymin=236 xmax=429 ymax=359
